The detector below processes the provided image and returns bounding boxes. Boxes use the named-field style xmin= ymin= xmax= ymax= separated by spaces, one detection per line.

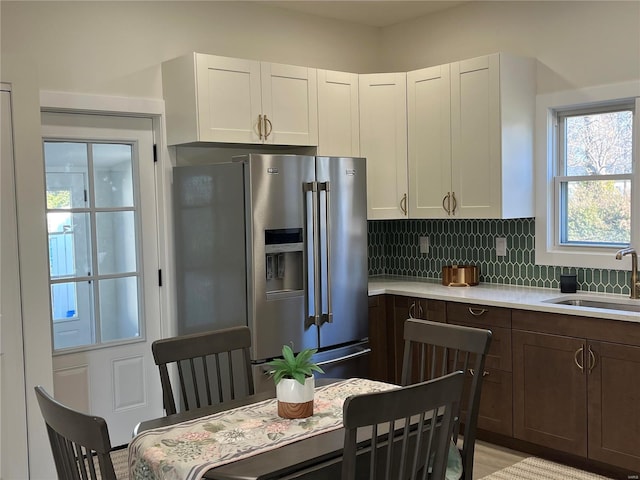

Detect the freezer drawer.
xmin=313 ymin=342 xmax=371 ymax=380
xmin=252 ymin=342 xmax=371 ymax=394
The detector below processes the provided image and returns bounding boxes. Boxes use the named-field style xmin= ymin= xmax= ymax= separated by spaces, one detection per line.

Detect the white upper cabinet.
xmin=408 ymin=53 xmax=536 ymax=219
xmin=359 ymin=73 xmax=408 ymax=220
xmin=162 ymin=53 xmax=318 ymax=146
xmin=407 ymin=64 xmax=452 ymax=218
xmin=317 ymin=69 xmax=360 ymax=157
xmin=260 ymin=62 xmax=318 ymax=146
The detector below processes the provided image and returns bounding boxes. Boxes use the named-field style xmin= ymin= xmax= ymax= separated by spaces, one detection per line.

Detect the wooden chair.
xmin=152 ymin=326 xmax=255 ymax=415
xmin=34 ymin=386 xmax=118 ymax=480
xmin=401 ymin=319 xmax=492 ymax=480
xmin=342 ymin=371 xmax=465 ymax=480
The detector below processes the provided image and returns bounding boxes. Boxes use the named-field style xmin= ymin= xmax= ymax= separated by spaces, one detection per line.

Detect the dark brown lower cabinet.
xmin=368 ymin=295 xmax=640 ymax=474
xmin=464 ymin=368 xmax=513 ymax=436
xmin=513 ymin=328 xmax=640 ymax=473
xmin=588 ymin=341 xmax=640 ymax=472
xmin=512 ymin=330 xmax=588 ymax=457
xmin=447 ymin=302 xmax=513 ymax=437
xmin=389 ymin=296 xmax=446 ymax=384
xmin=368 ymin=295 xmax=389 ymax=382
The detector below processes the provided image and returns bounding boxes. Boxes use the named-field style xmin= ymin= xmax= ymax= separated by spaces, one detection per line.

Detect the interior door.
xmin=41 ymin=112 xmax=163 ymax=446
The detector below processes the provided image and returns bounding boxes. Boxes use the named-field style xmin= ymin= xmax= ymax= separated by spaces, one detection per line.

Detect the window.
xmin=555 ymin=105 xmax=633 ymax=246
xmin=535 ymin=82 xmax=640 ymax=269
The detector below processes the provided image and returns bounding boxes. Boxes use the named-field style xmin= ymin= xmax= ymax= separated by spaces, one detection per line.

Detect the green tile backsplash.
xmin=368 ymin=218 xmax=632 ymax=295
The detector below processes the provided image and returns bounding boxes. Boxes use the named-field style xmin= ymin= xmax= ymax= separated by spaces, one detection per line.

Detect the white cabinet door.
xmin=450 ymin=54 xmax=501 ymax=218
xmin=450 ymin=53 xmax=535 ymax=219
xmin=195 ymin=54 xmax=263 ymax=144
xmin=317 ymin=69 xmax=359 ymax=157
xmin=162 ymin=53 xmax=262 ymax=145
xmin=359 ymin=73 xmax=408 ymax=220
xmin=261 ymin=62 xmax=318 ymax=146
xmin=407 ymin=64 xmax=451 ymax=218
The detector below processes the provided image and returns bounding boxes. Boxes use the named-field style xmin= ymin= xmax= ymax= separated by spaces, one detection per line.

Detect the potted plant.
xmin=268 ymin=345 xmax=324 ymax=419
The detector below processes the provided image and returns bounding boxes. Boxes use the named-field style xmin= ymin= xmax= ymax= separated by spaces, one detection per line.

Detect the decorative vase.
xmin=276 ymin=375 xmax=314 ymax=419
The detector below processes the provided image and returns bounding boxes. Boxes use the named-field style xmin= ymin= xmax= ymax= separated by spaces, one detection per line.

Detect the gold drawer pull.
xmin=574 ymin=346 xmax=584 ymax=372
xmin=588 ymin=345 xmax=596 ymax=374
xmin=468 ymin=307 xmax=488 ymax=316
xmin=469 ymin=369 xmax=489 ymax=377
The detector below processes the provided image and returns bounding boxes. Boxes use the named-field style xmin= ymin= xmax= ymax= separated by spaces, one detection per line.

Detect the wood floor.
xmin=472 ymin=440 xmax=530 ymax=479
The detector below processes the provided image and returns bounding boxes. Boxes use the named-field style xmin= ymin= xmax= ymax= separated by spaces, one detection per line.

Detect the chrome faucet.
xmin=615 ymin=247 xmax=640 ymax=299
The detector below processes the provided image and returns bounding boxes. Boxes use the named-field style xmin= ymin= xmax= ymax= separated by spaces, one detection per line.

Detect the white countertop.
xmin=368 ymin=275 xmax=640 ymax=323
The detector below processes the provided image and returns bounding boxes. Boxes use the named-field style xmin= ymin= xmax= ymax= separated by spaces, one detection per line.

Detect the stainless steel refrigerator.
xmin=173 ymin=154 xmax=369 ymax=392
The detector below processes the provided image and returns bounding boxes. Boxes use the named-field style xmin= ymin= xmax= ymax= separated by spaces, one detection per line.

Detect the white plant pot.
xmin=276 ymin=376 xmax=314 ymax=419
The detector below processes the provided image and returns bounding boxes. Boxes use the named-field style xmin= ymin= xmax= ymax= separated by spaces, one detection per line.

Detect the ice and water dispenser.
xmin=264 ymin=228 xmax=304 ymax=297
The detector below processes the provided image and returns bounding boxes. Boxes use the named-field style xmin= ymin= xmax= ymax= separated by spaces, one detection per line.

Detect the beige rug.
xmin=111 ymin=447 xmax=129 ymax=480
xmin=480 ymin=457 xmax=614 ymax=480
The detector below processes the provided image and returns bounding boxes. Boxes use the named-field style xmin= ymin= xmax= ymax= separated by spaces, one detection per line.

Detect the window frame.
xmin=554 ymin=103 xmax=634 ymax=248
xmin=535 ymin=81 xmax=640 ymax=270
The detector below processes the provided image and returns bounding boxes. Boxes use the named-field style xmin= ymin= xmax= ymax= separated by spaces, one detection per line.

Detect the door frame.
xmin=18 ymin=90 xmax=176 ymax=477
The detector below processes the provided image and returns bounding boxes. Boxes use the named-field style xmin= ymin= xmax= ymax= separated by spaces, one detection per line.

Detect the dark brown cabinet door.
xmin=588 ymin=341 xmax=640 ymax=472
xmin=389 ymin=296 xmax=446 ymax=383
xmin=513 ymin=330 xmax=587 ymax=457
xmin=368 ymin=295 xmax=389 ymax=382
xmin=461 ymin=368 xmax=513 ymax=436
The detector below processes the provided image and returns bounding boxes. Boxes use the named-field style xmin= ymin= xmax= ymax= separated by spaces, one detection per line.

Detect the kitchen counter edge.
xmin=368 ymin=276 xmax=640 ymax=324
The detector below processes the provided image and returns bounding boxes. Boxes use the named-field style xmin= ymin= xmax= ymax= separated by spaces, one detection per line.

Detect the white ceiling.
xmin=257 ymin=1 xmax=469 ymax=27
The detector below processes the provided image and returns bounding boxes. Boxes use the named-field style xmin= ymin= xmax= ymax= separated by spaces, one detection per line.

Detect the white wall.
xmin=3 ymin=1 xmax=638 ymax=107
xmin=380 ymin=1 xmax=640 ymax=94
xmin=1 ymin=1 xmax=380 ymax=98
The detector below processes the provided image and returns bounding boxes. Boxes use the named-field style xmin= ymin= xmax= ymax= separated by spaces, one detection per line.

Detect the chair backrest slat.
xmin=152 ymin=326 xmax=255 ymax=415
xmin=342 ymin=372 xmax=464 ymax=480
xmin=35 ymin=386 xmax=118 ymax=480
xmin=401 ymin=319 xmax=492 ymax=480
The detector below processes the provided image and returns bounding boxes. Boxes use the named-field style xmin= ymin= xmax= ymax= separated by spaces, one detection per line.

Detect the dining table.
xmin=130 ymin=377 xmax=400 ymax=480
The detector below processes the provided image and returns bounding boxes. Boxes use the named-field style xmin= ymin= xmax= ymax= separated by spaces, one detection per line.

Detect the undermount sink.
xmin=543 ymin=296 xmax=640 ymax=313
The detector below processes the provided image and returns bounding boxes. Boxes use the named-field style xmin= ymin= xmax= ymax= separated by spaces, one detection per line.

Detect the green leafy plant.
xmin=268 ymin=345 xmax=324 ymax=385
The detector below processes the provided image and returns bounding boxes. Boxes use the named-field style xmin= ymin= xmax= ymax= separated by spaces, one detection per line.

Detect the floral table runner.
xmin=128 ymin=378 xmax=397 ymax=480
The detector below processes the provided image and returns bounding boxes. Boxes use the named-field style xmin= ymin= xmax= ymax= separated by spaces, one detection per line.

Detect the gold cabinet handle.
xmin=588 ymin=345 xmax=596 ymax=374
xmin=418 ymin=303 xmax=423 ymax=318
xmin=442 ymin=192 xmax=451 ymax=215
xmin=469 ymin=369 xmax=489 ymax=377
xmin=400 ymin=193 xmax=407 ymax=216
xmin=468 ymin=307 xmax=487 ymax=316
xmin=257 ymin=114 xmax=263 ymax=140
xmin=574 ymin=346 xmax=584 ymax=372
xmin=408 ymin=301 xmax=416 ymax=319
xmin=264 ymin=114 xmax=273 ymax=139
xmin=451 ymin=191 xmax=458 ymax=215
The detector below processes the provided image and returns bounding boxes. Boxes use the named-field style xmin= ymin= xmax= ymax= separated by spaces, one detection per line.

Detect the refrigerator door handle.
xmin=314 ymin=347 xmax=372 ymax=367
xmin=319 ymin=181 xmax=333 ymax=324
xmin=304 ymin=181 xmax=322 ymax=327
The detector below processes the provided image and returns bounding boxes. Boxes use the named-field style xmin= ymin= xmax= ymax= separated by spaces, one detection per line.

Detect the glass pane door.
xmin=44 ymin=140 xmax=141 ymax=351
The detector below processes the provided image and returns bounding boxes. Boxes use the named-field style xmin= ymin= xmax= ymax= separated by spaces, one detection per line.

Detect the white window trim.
xmin=535 ymin=80 xmax=640 ymax=270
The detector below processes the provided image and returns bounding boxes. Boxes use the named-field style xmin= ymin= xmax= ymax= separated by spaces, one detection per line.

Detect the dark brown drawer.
xmin=447 ymin=301 xmax=511 ymax=328
xmin=512 ymin=309 xmax=640 ymax=347
xmin=393 ymin=296 xmax=446 ymax=322
xmin=448 ymin=321 xmax=511 ymax=372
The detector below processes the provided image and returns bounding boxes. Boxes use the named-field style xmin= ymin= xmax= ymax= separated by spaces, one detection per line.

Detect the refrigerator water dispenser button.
xmin=266 ymin=254 xmax=274 ymax=280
